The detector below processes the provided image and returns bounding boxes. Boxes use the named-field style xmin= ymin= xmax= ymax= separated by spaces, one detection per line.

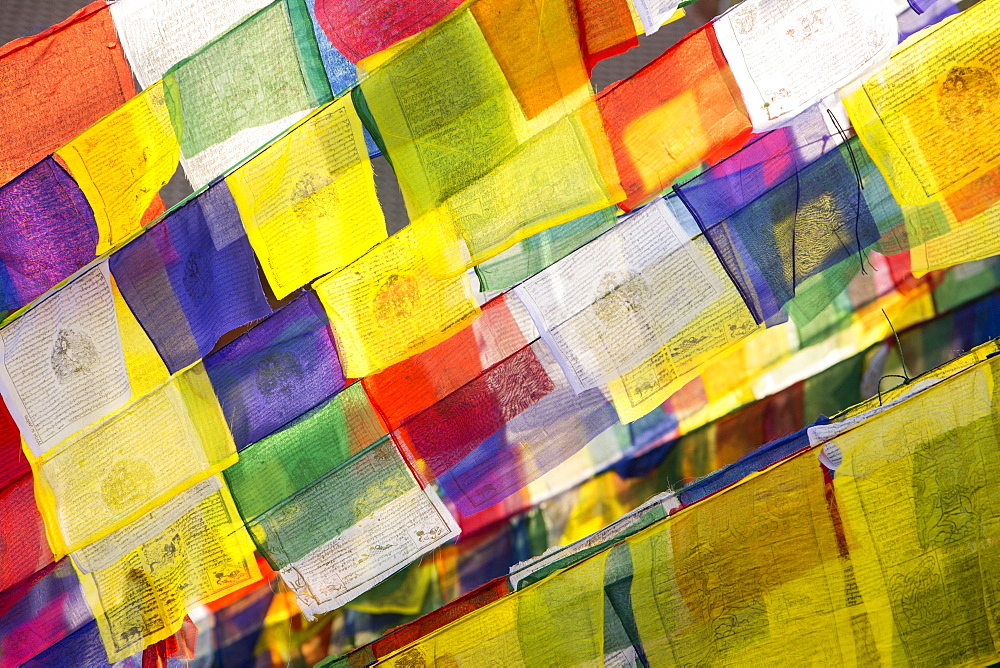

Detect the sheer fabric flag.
xmin=205 ymin=292 xmax=346 ymax=450
xmin=227 ymin=97 xmax=386 ymax=299
xmin=679 ymin=135 xmax=885 ymax=323
xmin=72 ymin=477 xmax=261 ymax=663
xmin=844 ymin=0 xmax=1000 ymax=219
xmin=358 ymin=4 xmax=622 ymax=274
xmin=303 ymin=0 xmax=359 ymax=95
xmin=30 ymin=363 xmax=238 ymax=556
xmin=0 ymin=264 xmax=131 ymax=457
xmin=109 ymin=0 xmax=274 ymax=89
xmin=712 ymin=0 xmax=896 ymax=132
xmin=0 ymin=399 xmax=25 ymax=491
xmin=574 ymin=0 xmax=639 ymax=73
xmin=0 ymin=476 xmax=54 ymax=597
xmin=363 ymin=293 xmax=538 ymax=431
xmin=633 ymin=0 xmax=682 ymax=35
xmin=55 ymin=82 xmax=179 ymax=255
xmin=110 ymin=181 xmax=272 ymax=373
xmin=597 ymin=23 xmax=752 ymax=212
xmin=224 ymin=382 xmax=384 ymax=521
xmin=474 ymin=207 xmax=618 ymax=292
xmin=313 ymin=226 xmax=480 ymax=377
xmin=247 ymin=437 xmax=460 ymax=618
xmin=0 ymin=2 xmax=135 ymax=186
xmin=374 ymin=547 xmax=607 ymax=665
xmin=396 ymin=338 xmax=618 ymax=515
xmin=163 ymin=0 xmax=332 ymax=188
xmin=312 ymin=0 xmax=464 ymax=63
xmin=604 ymin=235 xmax=759 ymax=423
xmin=825 ymin=361 xmax=1000 ymax=665
xmin=0 ymin=158 xmax=100 ymax=315
xmin=516 ymin=199 xmax=724 ymax=391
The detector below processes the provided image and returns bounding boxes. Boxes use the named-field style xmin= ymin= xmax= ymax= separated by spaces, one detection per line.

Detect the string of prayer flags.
xmin=162 ymin=0 xmax=332 ymax=189
xmin=205 ymin=292 xmax=346 ymax=450
xmin=55 ymin=81 xmax=179 ymax=254
xmin=312 ymin=0 xmax=465 ymax=63
xmin=108 ymin=0 xmax=274 ymax=90
xmin=72 ymin=477 xmax=261 ymax=662
xmin=226 ymin=97 xmax=387 ymax=300
xmin=474 ymin=207 xmax=619 ymax=292
xmin=597 ymin=23 xmax=753 ymax=212
xmin=246 ymin=436 xmax=460 ymax=619
xmin=223 ymin=382 xmax=384 ymax=522
xmin=0 ymin=2 xmax=135 ymax=186
xmin=28 ymin=362 xmax=237 ymax=556
xmin=0 ymin=158 xmax=100 ymax=316
xmin=363 ymin=293 xmax=537 ymax=431
xmin=845 ymin=0 xmax=1000 ymax=217
xmin=515 ymin=198 xmax=724 ymax=392
xmin=358 ymin=3 xmax=622 ymax=273
xmin=313 ymin=226 xmax=481 ymax=377
xmin=109 ymin=181 xmax=272 ymax=374
xmin=712 ymin=0 xmax=897 ymax=132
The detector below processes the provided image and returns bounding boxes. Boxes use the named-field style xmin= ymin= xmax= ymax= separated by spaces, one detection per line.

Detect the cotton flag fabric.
xmin=72 ymin=477 xmax=261 ymax=662
xmin=597 ymin=23 xmax=753 ymax=212
xmin=712 ymin=0 xmax=897 ymax=131
xmin=55 ymin=82 xmax=178 ymax=255
xmin=0 ymin=2 xmax=135 ymax=186
xmin=226 ymin=96 xmax=386 ymax=300
xmin=313 ymin=226 xmax=481 ymax=377
xmin=109 ymin=0 xmax=274 ymax=89
xmin=110 ymin=181 xmax=272 ymax=374
xmin=162 ymin=0 xmax=333 ymax=188
xmin=204 ymin=292 xmax=346 ymax=450
xmin=0 ymin=158 xmax=100 ymax=316
xmin=29 ymin=363 xmax=238 ymax=556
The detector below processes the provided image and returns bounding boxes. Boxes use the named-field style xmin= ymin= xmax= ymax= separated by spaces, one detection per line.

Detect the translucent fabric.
xmin=603 ymin=235 xmax=760 ymax=423
xmin=373 ymin=549 xmax=607 ymax=665
xmin=679 ymin=136 xmax=886 ymax=324
xmin=110 ymin=181 xmax=272 ymax=373
xmin=474 ymin=207 xmax=618 ymax=292
xmin=312 ymin=0 xmax=464 ymax=63
xmin=313 ymin=226 xmax=481 ymax=377
xmin=226 ymin=97 xmax=386 ymax=299
xmin=303 ymin=0 xmax=359 ymax=95
xmin=0 ymin=475 xmax=53 ymax=596
xmin=358 ymin=5 xmax=623 ymax=274
xmin=597 ymin=23 xmax=752 ymax=212
xmin=247 ymin=437 xmax=460 ymax=618
xmin=363 ymin=293 xmax=537 ymax=431
xmin=0 ymin=2 xmax=135 ymax=186
xmin=74 ymin=477 xmax=261 ymax=662
xmin=712 ymin=0 xmax=896 ymax=131
xmin=0 ymin=158 xmax=99 ymax=315
xmin=223 ymin=382 xmax=384 ymax=521
xmin=575 ymin=0 xmax=639 ymax=74
xmin=205 ymin=292 xmax=346 ymax=450
xmin=55 ymin=82 xmax=179 ymax=254
xmin=163 ymin=0 xmax=332 ymax=188
xmin=30 ymin=363 xmax=238 ymax=556
xmin=516 ymin=199 xmax=724 ymax=391
xmin=0 ymin=560 xmax=92 ymax=666
xmin=0 ymin=399 xmax=25 ymax=491
xmin=109 ymin=0 xmax=274 ymax=89
xmin=829 ymin=360 xmax=1000 ymax=664
xmin=844 ymin=0 xmax=1000 ymax=218
xmin=397 ymin=339 xmax=618 ymax=515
